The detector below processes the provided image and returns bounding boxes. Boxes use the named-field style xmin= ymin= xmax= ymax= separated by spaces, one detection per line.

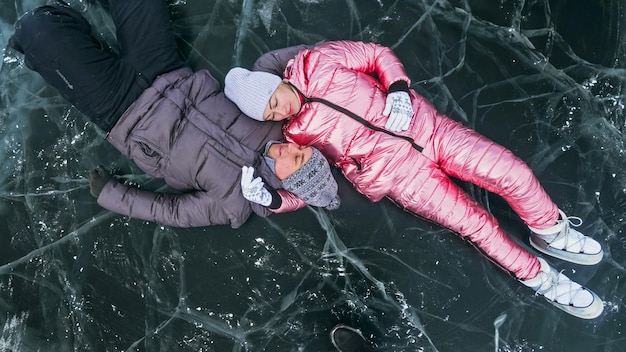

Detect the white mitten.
xmin=383 ymin=91 xmax=413 ymax=132
xmin=240 ymin=166 xmax=273 ymax=206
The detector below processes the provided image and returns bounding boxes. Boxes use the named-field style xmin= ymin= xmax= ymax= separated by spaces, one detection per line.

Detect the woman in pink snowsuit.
xmin=225 ymin=41 xmax=604 ymax=319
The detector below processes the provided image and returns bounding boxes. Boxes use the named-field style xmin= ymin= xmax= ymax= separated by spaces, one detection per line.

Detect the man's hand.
xmin=89 ymin=165 xmax=112 ymax=198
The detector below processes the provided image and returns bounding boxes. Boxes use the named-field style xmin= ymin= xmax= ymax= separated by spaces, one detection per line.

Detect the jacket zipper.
xmin=287 ymin=82 xmax=424 ymax=153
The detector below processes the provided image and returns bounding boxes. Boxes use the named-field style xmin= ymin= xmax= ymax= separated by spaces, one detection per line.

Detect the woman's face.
xmin=263 ymin=82 xmax=302 ymax=121
xmin=267 ymin=143 xmax=312 ymax=180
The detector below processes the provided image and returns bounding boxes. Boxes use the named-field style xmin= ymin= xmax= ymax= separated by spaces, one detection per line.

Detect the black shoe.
xmin=7 ymin=35 xmax=23 ymax=54
xmin=46 ymin=0 xmax=70 ymax=7
xmin=330 ymin=324 xmax=373 ymax=352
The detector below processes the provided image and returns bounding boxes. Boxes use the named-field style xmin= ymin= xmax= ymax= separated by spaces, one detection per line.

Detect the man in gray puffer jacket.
xmin=10 ymin=0 xmax=336 ymax=228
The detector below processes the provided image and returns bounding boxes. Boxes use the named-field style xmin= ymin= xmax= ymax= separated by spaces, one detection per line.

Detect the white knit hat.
xmin=225 ymin=67 xmax=282 ymax=121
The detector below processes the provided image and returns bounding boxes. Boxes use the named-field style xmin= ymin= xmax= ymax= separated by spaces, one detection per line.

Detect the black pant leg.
xmin=12 ymin=4 xmax=173 ymax=132
xmin=13 ymin=5 xmax=147 ymax=131
xmin=108 ymin=0 xmax=186 ymax=83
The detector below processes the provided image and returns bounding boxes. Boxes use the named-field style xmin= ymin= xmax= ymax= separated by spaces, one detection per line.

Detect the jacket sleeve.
xmin=97 ymin=179 xmax=244 ymax=228
xmin=269 ymin=189 xmax=308 ymax=213
xmin=252 ymin=44 xmax=312 ymax=76
xmin=318 ymin=40 xmax=410 ymax=90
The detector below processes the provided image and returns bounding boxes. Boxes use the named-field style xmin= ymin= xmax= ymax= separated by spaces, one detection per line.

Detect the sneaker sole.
xmin=543 ymin=288 xmax=605 ymax=319
xmin=530 ymin=235 xmax=603 ymax=265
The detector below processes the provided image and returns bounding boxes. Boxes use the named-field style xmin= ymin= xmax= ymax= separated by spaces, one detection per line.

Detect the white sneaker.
xmin=521 ymin=258 xmax=604 ymax=319
xmin=529 ymin=209 xmax=603 ymax=265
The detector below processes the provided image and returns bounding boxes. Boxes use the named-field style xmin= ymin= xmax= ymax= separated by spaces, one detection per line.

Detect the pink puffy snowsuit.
xmin=262 ymin=41 xmax=560 ymax=280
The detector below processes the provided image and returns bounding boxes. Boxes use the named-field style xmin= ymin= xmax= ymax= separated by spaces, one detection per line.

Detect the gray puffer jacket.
xmin=98 ymin=67 xmax=284 ymax=228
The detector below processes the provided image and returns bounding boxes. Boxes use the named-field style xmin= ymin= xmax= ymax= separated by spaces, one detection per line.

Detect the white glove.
xmin=241 ymin=166 xmax=273 ymax=207
xmin=383 ymin=91 xmax=413 ymax=132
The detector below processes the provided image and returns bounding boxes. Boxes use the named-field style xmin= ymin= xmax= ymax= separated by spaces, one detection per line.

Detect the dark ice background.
xmin=1 ymin=0 xmax=626 ymax=351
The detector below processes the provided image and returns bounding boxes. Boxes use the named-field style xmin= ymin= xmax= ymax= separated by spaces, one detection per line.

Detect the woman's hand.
xmin=240 ymin=166 xmax=273 ymax=206
xmin=383 ymin=91 xmax=413 ymax=132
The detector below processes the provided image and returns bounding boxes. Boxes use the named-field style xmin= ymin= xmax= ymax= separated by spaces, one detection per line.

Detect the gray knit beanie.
xmin=225 ymin=67 xmax=282 ymax=121
xmin=282 ymin=148 xmax=340 ymax=210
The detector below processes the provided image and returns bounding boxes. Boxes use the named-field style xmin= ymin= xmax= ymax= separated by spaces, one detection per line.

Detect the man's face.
xmin=267 ymin=143 xmax=312 ymax=180
xmin=263 ymin=82 xmax=302 ymax=121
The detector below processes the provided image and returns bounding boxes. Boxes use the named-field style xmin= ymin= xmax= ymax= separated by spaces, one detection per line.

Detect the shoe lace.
xmin=553 ymin=215 xmax=587 ymax=252
xmin=534 ymin=269 xmax=582 ymax=305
